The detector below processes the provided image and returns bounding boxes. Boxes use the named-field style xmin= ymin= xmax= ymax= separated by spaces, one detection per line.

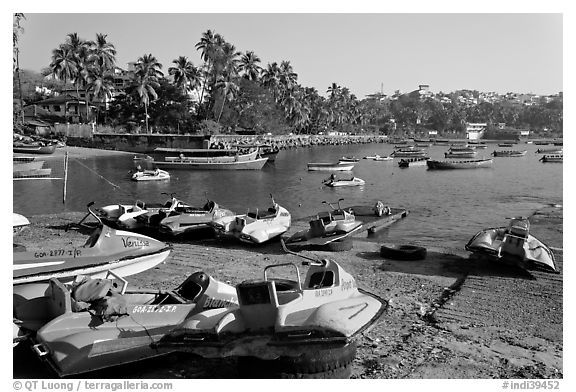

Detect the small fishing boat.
xmin=468 ymin=142 xmax=488 ymax=149
xmin=17 ymin=271 xmax=238 ymax=375
xmin=159 ymin=244 xmax=387 ymax=378
xmin=433 ymin=139 xmax=451 ymax=146
xmin=398 ymin=157 xmax=430 ymax=168
xmin=448 ymin=145 xmax=475 ymax=152
xmin=465 ymin=217 xmax=557 ymax=273
xmin=211 ymin=195 xmax=291 ymax=244
xmin=285 ymin=199 xmax=363 ymax=248
xmin=13 ymin=143 xmax=57 ymax=155
xmin=323 ymin=176 xmax=365 ymax=187
xmin=307 ymin=161 xmax=355 ymax=171
xmin=415 ymin=142 xmax=432 ymax=147
xmin=444 ymin=150 xmax=477 ymax=158
xmin=339 ymin=156 xmax=360 ymax=162
xmin=231 ymin=144 xmax=280 ymax=162
xmin=498 ymin=143 xmax=515 ymax=147
xmin=539 ymin=154 xmax=563 ymax=163
xmin=13 ymin=203 xmax=171 ymax=288
xmin=131 ymin=168 xmax=170 ymax=181
xmin=492 ymin=150 xmax=527 ymax=157
xmin=426 ymin=158 xmax=494 ymax=170
xmin=534 ymin=141 xmax=551 ymax=145
xmin=363 ymin=154 xmax=392 ymax=161
xmin=390 ymin=150 xmax=427 ymax=158
xmin=536 ymin=148 xmax=563 ymax=154
xmin=394 ymin=146 xmax=425 ymax=152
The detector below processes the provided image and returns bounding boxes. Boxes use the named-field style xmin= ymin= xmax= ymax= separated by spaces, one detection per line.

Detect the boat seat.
xmin=318 ymin=211 xmax=332 ymax=225
xmin=47 ymin=278 xmax=73 ymax=318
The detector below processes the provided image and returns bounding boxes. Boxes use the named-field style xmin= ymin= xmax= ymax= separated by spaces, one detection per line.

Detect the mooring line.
xmin=71 ymin=158 xmax=137 ymax=201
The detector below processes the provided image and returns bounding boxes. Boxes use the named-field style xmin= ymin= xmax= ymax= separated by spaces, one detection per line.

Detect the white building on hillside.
xmin=466 ymin=123 xmax=487 ymax=140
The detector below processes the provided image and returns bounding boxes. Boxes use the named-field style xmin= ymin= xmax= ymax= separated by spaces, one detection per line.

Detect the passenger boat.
xmin=285 ymin=199 xmax=363 ymax=247
xmin=211 ymin=196 xmax=291 ymax=244
xmin=13 ymin=143 xmax=57 ymax=155
xmin=492 ymin=150 xmax=527 ymax=157
xmin=426 ymin=158 xmax=494 ymax=170
xmin=131 ymin=168 xmax=170 ymax=181
xmin=390 ymin=150 xmax=427 ymax=158
xmin=159 ymin=245 xmax=387 ymax=378
xmin=323 ymin=176 xmax=365 ymax=187
xmin=465 ymin=217 xmax=557 ymax=273
xmin=539 ymin=154 xmax=563 ymax=163
xmin=17 ymin=271 xmax=238 ymax=375
xmin=153 ymin=149 xmax=268 ymax=170
xmin=307 ymin=161 xmax=355 ymax=171
xmin=363 ymin=154 xmax=392 ymax=161
xmin=398 ymin=157 xmax=430 ymax=168
xmin=536 ymin=148 xmax=563 ymax=154
xmin=13 ymin=203 xmax=171 ymax=288
xmin=444 ymin=150 xmax=477 ymax=158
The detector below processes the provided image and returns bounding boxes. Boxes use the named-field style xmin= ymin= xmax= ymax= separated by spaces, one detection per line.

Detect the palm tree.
xmin=168 ymin=56 xmax=201 ymax=95
xmin=90 ymin=33 xmax=116 ymax=70
xmin=215 ymin=77 xmax=239 ymax=123
xmin=133 ymin=54 xmax=163 ymax=133
xmin=64 ymin=33 xmax=94 ymax=121
xmin=49 ymin=44 xmax=78 ymax=122
xmin=195 ymin=30 xmax=220 ymax=113
xmin=261 ymin=62 xmax=282 ymax=102
xmin=86 ymin=65 xmax=115 ymax=124
xmin=13 ymin=13 xmax=25 ymax=124
xmin=279 ymin=61 xmax=297 ymax=91
xmin=238 ymin=50 xmax=261 ymax=81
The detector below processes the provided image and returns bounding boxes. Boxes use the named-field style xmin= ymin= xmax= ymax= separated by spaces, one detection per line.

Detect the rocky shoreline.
xmin=13 ymin=205 xmax=563 ymax=379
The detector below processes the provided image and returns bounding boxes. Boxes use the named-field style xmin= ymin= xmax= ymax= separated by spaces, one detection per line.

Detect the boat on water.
xmin=465 ymin=217 xmax=557 ymax=273
xmin=13 ymin=143 xmax=57 ymax=155
xmin=444 ymin=150 xmax=477 ymax=158
xmin=426 ymin=158 xmax=494 ymax=170
xmin=363 ymin=154 xmax=392 ymax=161
xmin=153 ymin=148 xmax=268 ymax=170
xmin=415 ymin=142 xmax=432 ymax=147
xmin=285 ymin=199 xmax=363 ymax=248
xmin=448 ymin=145 xmax=475 ymax=152
xmin=323 ymin=176 xmax=365 ymax=187
xmin=468 ymin=142 xmax=488 ymax=149
xmin=158 ymin=244 xmax=387 ymax=378
xmin=539 ymin=154 xmax=563 ymax=163
xmin=232 ymin=144 xmax=280 ymax=162
xmin=390 ymin=150 xmax=427 ymax=158
xmin=534 ymin=141 xmax=551 ymax=145
xmin=16 ymin=271 xmax=238 ymax=374
xmin=211 ymin=195 xmax=291 ymax=244
xmin=307 ymin=161 xmax=355 ymax=171
xmin=13 ymin=203 xmax=171 ymax=288
xmin=131 ymin=168 xmax=170 ymax=181
xmin=492 ymin=150 xmax=527 ymax=157
xmin=398 ymin=157 xmax=430 ymax=168
xmin=497 ymin=143 xmax=515 ymax=147
xmin=339 ymin=156 xmax=360 ymax=162
xmin=536 ymin=148 xmax=563 ymax=154
xmin=394 ymin=145 xmax=425 ymax=152
xmin=433 ymin=139 xmax=451 ymax=146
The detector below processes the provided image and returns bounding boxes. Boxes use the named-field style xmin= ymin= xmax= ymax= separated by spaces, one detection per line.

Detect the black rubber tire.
xmin=380 ymin=244 xmax=427 ymax=260
xmin=237 ymin=342 xmax=357 ymax=379
xmin=322 ymin=238 xmax=354 ymax=252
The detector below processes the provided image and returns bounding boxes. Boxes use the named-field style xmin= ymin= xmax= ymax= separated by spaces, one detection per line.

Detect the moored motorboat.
xmin=492 ymin=150 xmax=527 ymax=157
xmin=465 ymin=217 xmax=557 ymax=273
xmin=131 ymin=168 xmax=170 ymax=181
xmin=17 ymin=271 xmax=238 ymax=375
xmin=323 ymin=176 xmax=365 ymax=187
xmin=154 ymin=149 xmax=268 ymax=170
xmin=363 ymin=154 xmax=392 ymax=161
xmin=398 ymin=157 xmax=430 ymax=168
xmin=426 ymin=158 xmax=494 ymax=170
xmin=212 ymin=195 xmax=291 ymax=244
xmin=13 ymin=203 xmax=171 ymax=288
xmin=390 ymin=150 xmax=427 ymax=158
xmin=539 ymin=154 xmax=563 ymax=163
xmin=307 ymin=161 xmax=355 ymax=171
xmin=498 ymin=143 xmax=515 ymax=147
xmin=444 ymin=150 xmax=477 ymax=158
xmin=339 ymin=156 xmax=360 ymax=162
xmin=159 ymin=245 xmax=387 ymax=378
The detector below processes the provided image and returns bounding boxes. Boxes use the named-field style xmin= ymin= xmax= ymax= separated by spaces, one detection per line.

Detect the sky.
xmin=13 ymin=9 xmax=564 ymax=99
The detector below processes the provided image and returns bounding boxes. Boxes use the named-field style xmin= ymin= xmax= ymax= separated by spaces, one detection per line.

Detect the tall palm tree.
xmin=238 ymin=50 xmax=261 ymax=81
xmin=133 ymin=54 xmax=163 ymax=133
xmin=168 ymin=56 xmax=201 ymax=95
xmin=13 ymin=13 xmax=25 ymax=124
xmin=86 ymin=65 xmax=115 ymax=124
xmin=279 ymin=61 xmax=297 ymax=91
xmin=214 ymin=77 xmax=239 ymax=123
xmin=90 ymin=33 xmax=116 ymax=70
xmin=195 ymin=30 xmax=220 ymax=113
xmin=49 ymin=44 xmax=78 ymax=122
xmin=261 ymin=62 xmax=282 ymax=102
xmin=65 ymin=33 xmax=93 ymax=121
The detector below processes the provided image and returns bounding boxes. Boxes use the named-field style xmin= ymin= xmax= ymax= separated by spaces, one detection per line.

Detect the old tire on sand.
xmin=380 ymin=244 xmax=427 ymax=260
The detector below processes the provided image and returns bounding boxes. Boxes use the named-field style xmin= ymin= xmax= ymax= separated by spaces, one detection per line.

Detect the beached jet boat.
xmin=13 ymin=203 xmax=171 ymax=288
xmin=465 ymin=217 xmax=557 ymax=272
xmin=154 ymin=198 xmax=235 ymax=236
xmin=13 ymin=213 xmax=30 ymax=236
xmin=159 ymin=242 xmax=387 ymax=378
xmin=211 ymin=195 xmax=291 ymax=244
xmin=286 ymin=199 xmax=363 ymax=248
xmin=19 ymin=271 xmax=238 ymax=376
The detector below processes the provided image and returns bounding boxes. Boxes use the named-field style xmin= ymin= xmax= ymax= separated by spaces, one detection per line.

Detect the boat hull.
xmin=13 ymin=144 xmax=57 ymax=155
xmin=427 ymin=158 xmax=493 ymax=170
xmin=307 ymin=163 xmax=355 ymax=171
xmin=155 ymin=157 xmax=268 ymax=170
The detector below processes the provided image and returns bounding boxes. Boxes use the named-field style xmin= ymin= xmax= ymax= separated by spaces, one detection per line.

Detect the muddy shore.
xmin=13 ymin=202 xmax=563 ymax=379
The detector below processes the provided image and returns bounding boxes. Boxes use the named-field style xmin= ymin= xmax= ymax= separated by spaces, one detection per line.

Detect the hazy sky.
xmin=15 ymin=11 xmax=563 ymax=98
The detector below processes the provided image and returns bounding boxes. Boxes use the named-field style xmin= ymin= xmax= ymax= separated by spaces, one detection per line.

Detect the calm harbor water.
xmin=13 ymin=143 xmax=562 ymax=249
